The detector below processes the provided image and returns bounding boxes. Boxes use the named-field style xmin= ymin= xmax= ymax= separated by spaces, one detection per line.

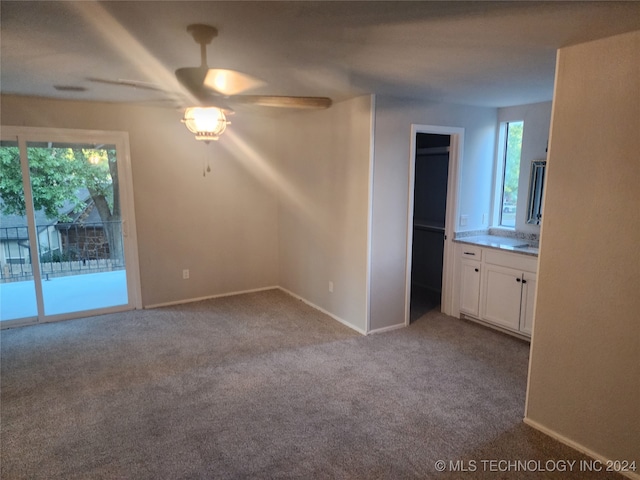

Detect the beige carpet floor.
xmin=0 ymin=289 xmax=622 ymax=479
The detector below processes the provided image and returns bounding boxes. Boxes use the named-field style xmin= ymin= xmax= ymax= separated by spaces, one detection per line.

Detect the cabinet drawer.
xmin=460 ymin=245 xmax=482 ymax=260
xmin=484 ymin=249 xmax=537 ymax=273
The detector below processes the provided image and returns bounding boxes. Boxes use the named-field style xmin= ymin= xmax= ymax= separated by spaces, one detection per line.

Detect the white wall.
xmin=276 ymin=96 xmax=373 ymax=333
xmin=1 ymin=95 xmax=280 ymax=307
xmin=1 ymin=94 xmax=374 ymax=332
xmin=526 ymin=30 xmax=640 ymax=465
xmin=496 ymin=101 xmax=552 ymax=233
xmin=369 ymin=96 xmax=497 ymax=331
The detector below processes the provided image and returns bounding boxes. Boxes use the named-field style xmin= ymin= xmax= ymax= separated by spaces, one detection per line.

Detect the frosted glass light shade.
xmin=182 ymin=107 xmax=228 ymax=141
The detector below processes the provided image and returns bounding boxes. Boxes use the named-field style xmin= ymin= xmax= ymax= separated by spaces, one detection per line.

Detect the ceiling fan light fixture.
xmin=182 ymin=106 xmax=229 ymax=141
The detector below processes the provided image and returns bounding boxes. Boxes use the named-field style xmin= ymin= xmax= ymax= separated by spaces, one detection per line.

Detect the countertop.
xmin=454 ymin=235 xmax=539 ymax=257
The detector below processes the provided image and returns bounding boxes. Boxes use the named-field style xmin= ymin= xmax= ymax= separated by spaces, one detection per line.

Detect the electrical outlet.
xmin=329 ymin=281 xmax=334 ymax=293
xmin=182 ymin=269 xmax=190 ymax=280
xmin=460 ymin=215 xmax=468 ymax=226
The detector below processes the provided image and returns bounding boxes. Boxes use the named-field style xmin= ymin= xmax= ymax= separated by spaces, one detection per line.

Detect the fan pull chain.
xmin=202 ymin=143 xmax=213 ymax=177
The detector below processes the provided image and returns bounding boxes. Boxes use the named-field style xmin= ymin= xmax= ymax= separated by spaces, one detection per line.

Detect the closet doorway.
xmin=406 ymin=125 xmax=463 ymax=323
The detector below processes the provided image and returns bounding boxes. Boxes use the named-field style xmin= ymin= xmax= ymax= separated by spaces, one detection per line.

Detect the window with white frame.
xmin=497 ymin=121 xmax=523 ymax=227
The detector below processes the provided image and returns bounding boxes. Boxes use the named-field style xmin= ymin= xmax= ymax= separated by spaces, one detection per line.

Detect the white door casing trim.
xmin=405 ymin=124 xmax=464 ymax=325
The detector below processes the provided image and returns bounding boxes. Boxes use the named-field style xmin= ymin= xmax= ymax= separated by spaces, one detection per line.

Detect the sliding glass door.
xmin=0 ymin=139 xmax=39 ymax=320
xmin=0 ymin=128 xmax=141 ymax=326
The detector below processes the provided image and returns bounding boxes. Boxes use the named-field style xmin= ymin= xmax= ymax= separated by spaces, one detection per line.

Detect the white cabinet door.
xmin=519 ymin=272 xmax=537 ymax=335
xmin=481 ymin=264 xmax=522 ymax=331
xmin=460 ymin=259 xmax=481 ymax=317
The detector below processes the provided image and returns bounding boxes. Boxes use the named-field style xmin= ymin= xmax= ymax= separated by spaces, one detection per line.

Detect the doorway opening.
xmin=405 ymin=125 xmax=463 ymax=324
xmin=410 ymin=133 xmax=450 ymax=321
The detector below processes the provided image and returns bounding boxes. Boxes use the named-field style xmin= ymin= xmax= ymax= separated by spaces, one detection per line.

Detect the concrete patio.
xmin=0 ymin=270 xmax=128 ymax=322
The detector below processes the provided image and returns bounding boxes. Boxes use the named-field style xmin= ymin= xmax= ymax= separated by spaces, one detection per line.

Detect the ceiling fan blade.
xmin=194 ymin=93 xmax=234 ymax=112
xmin=229 ymin=95 xmax=332 ymax=109
xmin=204 ymin=69 xmax=266 ymax=96
xmin=87 ymin=77 xmax=167 ymax=92
xmin=175 ymin=67 xmax=208 ymax=93
xmin=178 ymin=67 xmax=264 ymax=97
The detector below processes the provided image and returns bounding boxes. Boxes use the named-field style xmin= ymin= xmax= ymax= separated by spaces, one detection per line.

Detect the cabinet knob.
xmin=522 ymin=279 xmax=527 ymax=284
xmin=516 ymin=278 xmax=521 ymax=282
xmin=474 ymin=268 xmax=479 ymax=272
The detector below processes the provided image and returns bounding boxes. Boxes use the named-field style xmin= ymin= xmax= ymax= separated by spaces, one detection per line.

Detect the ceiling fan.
xmin=89 ymin=24 xmax=332 ymax=141
xmin=174 ymin=24 xmax=332 ymax=111
xmin=90 ymin=24 xmax=332 ymax=111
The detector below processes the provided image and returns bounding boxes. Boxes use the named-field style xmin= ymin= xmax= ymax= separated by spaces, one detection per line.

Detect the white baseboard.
xmin=523 ymin=417 xmax=639 ymax=480
xmin=145 ymin=285 xmax=370 ymax=336
xmin=144 ymin=286 xmax=279 ymax=309
xmin=462 ymin=313 xmax=531 ymax=342
xmin=367 ymin=323 xmax=405 ymax=335
xmin=277 ymin=287 xmax=367 ymax=336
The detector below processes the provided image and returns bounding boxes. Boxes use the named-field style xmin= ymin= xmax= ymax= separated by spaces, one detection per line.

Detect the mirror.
xmin=526 ymin=160 xmax=546 ymax=225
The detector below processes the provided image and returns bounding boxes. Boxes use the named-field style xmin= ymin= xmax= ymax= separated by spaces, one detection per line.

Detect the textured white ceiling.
xmin=2 ymin=1 xmax=639 ymax=108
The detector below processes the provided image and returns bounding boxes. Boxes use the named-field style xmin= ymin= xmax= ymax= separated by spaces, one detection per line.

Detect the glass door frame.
xmin=1 ymin=126 xmax=142 ymax=328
